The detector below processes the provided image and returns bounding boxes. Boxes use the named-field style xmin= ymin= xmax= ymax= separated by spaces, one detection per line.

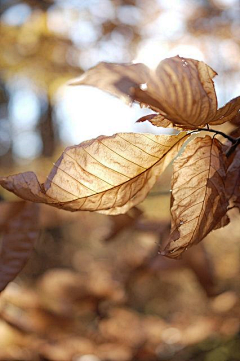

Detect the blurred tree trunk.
xmin=0 ymin=80 xmax=13 ymax=167
xmin=39 ymin=95 xmax=57 ymax=157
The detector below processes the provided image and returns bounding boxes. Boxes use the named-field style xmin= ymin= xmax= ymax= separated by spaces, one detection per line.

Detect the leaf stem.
xmin=190 ymin=127 xmax=240 ymax=157
xmin=195 ymin=128 xmax=237 ymax=143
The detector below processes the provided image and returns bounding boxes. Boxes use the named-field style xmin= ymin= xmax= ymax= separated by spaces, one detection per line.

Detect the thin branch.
xmin=193 ymin=128 xmax=237 ymax=143
xmin=190 ymin=127 xmax=240 ymax=158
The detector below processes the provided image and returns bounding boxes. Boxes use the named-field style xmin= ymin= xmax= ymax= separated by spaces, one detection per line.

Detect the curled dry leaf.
xmin=160 ymin=136 xmax=229 ymax=259
xmin=0 ymin=132 xmax=188 ymax=215
xmin=0 ymin=202 xmax=39 ymax=292
xmin=136 ymin=114 xmax=176 ymax=129
xmin=229 ymin=111 xmax=240 ymax=138
xmin=133 ymin=56 xmax=218 ymax=128
xmin=70 ymin=62 xmax=150 ymax=105
xmin=71 ymin=56 xmax=240 ymax=129
xmin=230 ymin=110 xmax=240 ymax=127
xmin=210 ymin=97 xmax=240 ymax=125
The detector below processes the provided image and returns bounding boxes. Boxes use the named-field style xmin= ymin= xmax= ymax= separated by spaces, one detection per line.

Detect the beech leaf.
xmin=0 ymin=202 xmax=39 ymax=292
xmin=230 ymin=110 xmax=240 ymax=126
xmin=136 ymin=114 xmax=177 ymax=129
xmin=71 ymin=56 xmax=239 ymax=129
xmin=134 ymin=56 xmax=218 ymax=128
xmin=0 ymin=132 xmax=188 ymax=215
xmin=70 ymin=62 xmax=150 ymax=105
xmin=160 ymin=136 xmax=229 ymax=259
xmin=209 ymin=96 xmax=240 ymax=126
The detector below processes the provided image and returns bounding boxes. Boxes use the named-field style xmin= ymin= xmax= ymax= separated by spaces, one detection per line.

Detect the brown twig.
xmin=194 ymin=128 xmax=237 ymax=143
xmin=190 ymin=127 xmax=240 ymax=157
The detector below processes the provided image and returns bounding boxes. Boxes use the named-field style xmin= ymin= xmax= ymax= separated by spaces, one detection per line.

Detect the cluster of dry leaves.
xmin=0 ymin=55 xmax=240 ymax=292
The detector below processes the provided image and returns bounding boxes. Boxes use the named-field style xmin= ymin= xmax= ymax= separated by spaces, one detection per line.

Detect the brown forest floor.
xmin=0 ymin=175 xmax=240 ymax=361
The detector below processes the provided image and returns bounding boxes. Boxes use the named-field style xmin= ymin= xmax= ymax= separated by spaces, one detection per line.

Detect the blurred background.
xmin=0 ymin=0 xmax=240 ymax=360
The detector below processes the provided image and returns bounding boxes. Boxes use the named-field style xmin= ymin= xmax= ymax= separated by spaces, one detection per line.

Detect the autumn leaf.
xmin=209 ymin=97 xmax=240 ymax=125
xmin=160 ymin=136 xmax=229 ymax=259
xmin=71 ymin=56 xmax=240 ymax=129
xmin=134 ymin=56 xmax=218 ymax=128
xmin=0 ymin=202 xmax=39 ymax=292
xmin=136 ymin=114 xmax=176 ymax=129
xmin=0 ymin=132 xmax=188 ymax=215
xmin=228 ymin=111 xmax=240 ymax=138
xmin=230 ymin=110 xmax=240 ymax=126
xmin=70 ymin=62 xmax=150 ymax=105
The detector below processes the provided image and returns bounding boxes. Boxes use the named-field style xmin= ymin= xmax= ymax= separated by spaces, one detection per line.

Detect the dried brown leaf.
xmin=0 ymin=202 xmax=39 ymax=292
xmin=230 ymin=110 xmax=240 ymax=126
xmin=209 ymin=97 xmax=240 ymax=126
xmin=0 ymin=132 xmax=188 ymax=215
xmin=160 ymin=136 xmax=229 ymax=259
xmin=70 ymin=62 xmax=150 ymax=105
xmin=0 ymin=172 xmax=52 ymax=204
xmin=133 ymin=56 xmax=218 ymax=128
xmin=136 ymin=114 xmax=177 ymax=129
xmin=71 ymin=56 xmax=239 ymax=129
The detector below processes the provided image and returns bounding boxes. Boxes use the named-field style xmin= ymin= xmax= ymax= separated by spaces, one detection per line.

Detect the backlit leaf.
xmin=70 ymin=62 xmax=150 ymax=105
xmin=136 ymin=114 xmax=175 ymax=129
xmin=209 ymin=96 xmax=240 ymax=126
xmin=133 ymin=56 xmax=218 ymax=128
xmin=0 ymin=202 xmax=39 ymax=292
xmin=160 ymin=136 xmax=229 ymax=259
xmin=72 ymin=56 xmax=240 ymax=129
xmin=0 ymin=132 xmax=188 ymax=215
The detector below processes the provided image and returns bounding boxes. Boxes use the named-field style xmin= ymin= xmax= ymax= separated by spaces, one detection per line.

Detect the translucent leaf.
xmin=209 ymin=96 xmax=240 ymax=126
xmin=71 ymin=56 xmax=240 ymax=129
xmin=0 ymin=132 xmax=188 ymax=215
xmin=160 ymin=136 xmax=229 ymax=258
xmin=133 ymin=56 xmax=218 ymax=128
xmin=70 ymin=62 xmax=150 ymax=105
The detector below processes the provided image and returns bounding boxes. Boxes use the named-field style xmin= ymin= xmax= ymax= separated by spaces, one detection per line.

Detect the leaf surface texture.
xmin=160 ymin=136 xmax=229 ymax=258
xmin=71 ymin=56 xmax=240 ymax=129
xmin=0 ymin=132 xmax=188 ymax=215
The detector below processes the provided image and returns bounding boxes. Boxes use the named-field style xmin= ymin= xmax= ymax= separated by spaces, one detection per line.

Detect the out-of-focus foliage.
xmin=0 ymin=201 xmax=39 ymax=291
xmin=0 ymin=199 xmax=240 ymax=360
